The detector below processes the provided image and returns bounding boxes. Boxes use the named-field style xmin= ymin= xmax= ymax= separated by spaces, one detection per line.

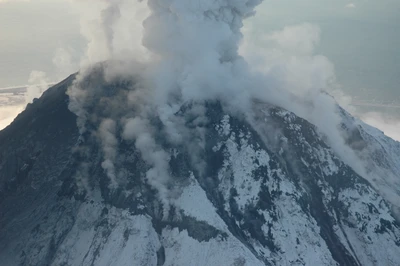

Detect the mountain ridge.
xmin=0 ymin=72 xmax=400 ymax=265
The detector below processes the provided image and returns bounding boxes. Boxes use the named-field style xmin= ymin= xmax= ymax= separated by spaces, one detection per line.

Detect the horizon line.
xmin=0 ymin=82 xmax=56 ymax=91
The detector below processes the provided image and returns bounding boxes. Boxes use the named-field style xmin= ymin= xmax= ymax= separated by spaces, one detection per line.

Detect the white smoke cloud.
xmin=24 ymin=71 xmax=50 ymax=104
xmin=240 ymin=21 xmax=370 ymax=177
xmin=22 ymin=35 xmax=79 ymax=108
xmin=123 ymin=116 xmax=172 ymax=212
xmin=99 ymin=119 xmax=118 ymax=188
xmin=240 ymin=23 xmax=336 ymax=97
xmin=129 ymin=0 xmax=266 ymax=207
xmin=52 ymin=47 xmax=79 ymax=79
xmin=67 ymin=0 xmax=265 ymax=208
xmin=66 ymin=0 xmax=149 ymax=67
xmin=64 ymin=0 xmax=392 ymax=213
xmin=23 ymin=50 xmax=77 ymax=107
xmin=267 ymin=23 xmax=321 ymax=55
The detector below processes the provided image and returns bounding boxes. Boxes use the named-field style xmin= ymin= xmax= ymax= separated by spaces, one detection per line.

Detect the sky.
xmin=0 ymin=0 xmax=399 ymax=139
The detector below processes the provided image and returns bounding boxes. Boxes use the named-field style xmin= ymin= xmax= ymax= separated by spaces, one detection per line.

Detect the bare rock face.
xmin=0 ymin=73 xmax=399 ymax=266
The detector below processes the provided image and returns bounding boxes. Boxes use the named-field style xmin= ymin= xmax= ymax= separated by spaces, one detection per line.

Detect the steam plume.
xmin=68 ymin=0 xmax=264 ymax=207
xmin=66 ymin=0 xmax=376 ymax=212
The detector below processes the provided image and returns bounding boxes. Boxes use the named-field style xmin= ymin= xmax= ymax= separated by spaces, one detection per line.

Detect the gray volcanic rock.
xmin=0 ymin=73 xmax=399 ymax=266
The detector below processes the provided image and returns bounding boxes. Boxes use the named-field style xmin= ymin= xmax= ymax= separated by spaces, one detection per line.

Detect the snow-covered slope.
xmin=339 ymin=107 xmax=400 ymax=220
xmin=0 ymin=76 xmax=399 ymax=266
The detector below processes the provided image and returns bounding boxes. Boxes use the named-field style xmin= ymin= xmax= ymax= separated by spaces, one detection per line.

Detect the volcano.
xmin=0 ymin=66 xmax=400 ymax=266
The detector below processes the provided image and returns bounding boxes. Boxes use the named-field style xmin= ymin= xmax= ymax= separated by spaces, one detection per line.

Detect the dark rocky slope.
xmin=0 ymin=74 xmax=399 ymax=266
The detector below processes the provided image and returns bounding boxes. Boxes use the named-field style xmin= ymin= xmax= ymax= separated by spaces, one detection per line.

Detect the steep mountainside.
xmin=0 ymin=76 xmax=399 ymax=266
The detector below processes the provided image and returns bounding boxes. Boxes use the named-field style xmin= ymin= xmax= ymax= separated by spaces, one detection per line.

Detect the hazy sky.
xmin=251 ymin=0 xmax=400 ymax=103
xmin=0 ymin=0 xmax=399 ymax=136
xmin=0 ymin=0 xmax=83 ymax=87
